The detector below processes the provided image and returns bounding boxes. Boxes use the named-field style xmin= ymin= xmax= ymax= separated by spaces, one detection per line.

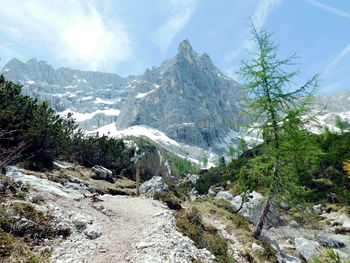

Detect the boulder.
xmin=294 ymin=237 xmax=320 ymax=261
xmin=208 ymin=186 xmax=224 ymax=197
xmin=316 ymin=233 xmax=345 ymax=248
xmin=188 ymin=174 xmax=199 ymax=184
xmin=140 ymin=176 xmax=169 ymax=194
xmin=313 ymin=204 xmax=322 ymax=215
xmin=251 ymin=243 xmax=264 ymax=253
xmin=337 ymin=214 xmax=350 ymax=228
xmin=215 ymin=191 xmax=233 ymax=202
xmin=188 ymin=188 xmax=199 ymax=201
xmin=281 ymin=254 xmax=302 ymax=263
xmin=91 ymin=165 xmax=113 ymax=182
xmin=84 ymin=224 xmax=102 ymax=239
xmin=72 ymin=214 xmax=91 ymax=227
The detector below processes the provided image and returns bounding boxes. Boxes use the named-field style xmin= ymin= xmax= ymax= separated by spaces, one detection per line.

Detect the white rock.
xmin=294 ymin=237 xmax=320 ymax=261
xmin=215 ymin=191 xmax=233 ymax=202
xmin=252 ymin=243 xmax=264 ymax=253
xmin=84 ymin=225 xmax=102 ymax=239
xmin=72 ymin=214 xmax=91 ymax=227
xmin=140 ymin=176 xmax=169 ymax=193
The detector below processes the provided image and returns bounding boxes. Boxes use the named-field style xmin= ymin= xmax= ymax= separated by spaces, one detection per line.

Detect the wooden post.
xmin=136 ymin=160 xmax=140 ymax=196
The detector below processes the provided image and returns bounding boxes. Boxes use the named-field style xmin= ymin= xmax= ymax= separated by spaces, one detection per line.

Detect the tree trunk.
xmin=252 ymin=196 xmax=272 ymax=239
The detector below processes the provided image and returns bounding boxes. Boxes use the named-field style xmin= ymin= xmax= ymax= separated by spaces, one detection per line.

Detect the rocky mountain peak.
xmin=178 ymin=39 xmax=193 ymax=54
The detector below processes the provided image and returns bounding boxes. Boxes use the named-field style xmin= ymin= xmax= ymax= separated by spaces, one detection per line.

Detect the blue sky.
xmin=0 ymin=0 xmax=349 ymax=94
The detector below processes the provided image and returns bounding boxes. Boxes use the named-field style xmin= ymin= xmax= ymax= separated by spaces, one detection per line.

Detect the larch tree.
xmin=238 ymin=25 xmax=319 ymax=239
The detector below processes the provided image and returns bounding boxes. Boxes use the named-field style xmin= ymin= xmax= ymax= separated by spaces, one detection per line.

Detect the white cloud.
xmin=152 ymin=0 xmax=199 ymax=54
xmin=324 ymin=43 xmax=350 ymax=75
xmin=305 ymin=0 xmax=350 ymax=19
xmin=0 ymin=0 xmax=131 ymax=72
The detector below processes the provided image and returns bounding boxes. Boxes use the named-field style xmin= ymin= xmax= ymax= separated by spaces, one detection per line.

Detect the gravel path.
xmin=6 ymin=167 xmax=214 ymax=263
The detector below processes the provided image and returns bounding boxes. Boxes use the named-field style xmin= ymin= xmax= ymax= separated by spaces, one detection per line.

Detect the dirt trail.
xmin=5 ymin=167 xmax=214 ymax=263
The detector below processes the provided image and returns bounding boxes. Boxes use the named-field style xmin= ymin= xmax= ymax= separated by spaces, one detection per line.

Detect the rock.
xmin=188 ymin=174 xmax=199 ymax=184
xmin=290 ymin=220 xmax=299 ymax=227
xmin=72 ymin=214 xmax=91 ymax=227
xmin=84 ymin=225 xmax=102 ymax=239
xmin=53 ymin=161 xmax=73 ymax=170
xmin=313 ymin=204 xmax=322 ymax=214
xmin=294 ymin=237 xmax=320 ymax=261
xmin=337 ymin=214 xmax=350 ymax=228
xmin=4 ymin=210 xmax=14 ymax=217
xmin=316 ymin=233 xmax=345 ymax=248
xmin=188 ymin=188 xmax=199 ymax=201
xmin=40 ymin=246 xmax=53 ymax=253
xmin=281 ymin=254 xmax=302 ymax=263
xmin=215 ymin=191 xmax=233 ymax=202
xmin=251 ymin=243 xmax=264 ymax=253
xmin=208 ymin=186 xmax=224 ymax=197
xmin=91 ymin=165 xmax=113 ymax=182
xmin=139 ymin=176 xmax=169 ymax=194
xmin=208 ymin=187 xmax=216 ymax=197
xmin=19 ymin=217 xmax=28 ymax=225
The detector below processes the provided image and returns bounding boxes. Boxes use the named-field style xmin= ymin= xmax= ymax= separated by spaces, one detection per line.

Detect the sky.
xmin=0 ymin=0 xmax=349 ymax=94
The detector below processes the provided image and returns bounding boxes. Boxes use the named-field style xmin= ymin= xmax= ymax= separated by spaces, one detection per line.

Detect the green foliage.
xmin=194 ymin=169 xmax=232 ymax=194
xmin=310 ymin=248 xmax=350 ymax=263
xmin=236 ymin=24 xmax=319 ymax=220
xmin=0 ymin=75 xmax=78 ymax=169
xmin=335 ymin=115 xmax=350 ymax=133
xmin=171 ymin=156 xmax=198 ymax=177
xmin=175 ymin=208 xmax=235 ymax=263
xmin=153 ymin=191 xmax=182 ymax=210
xmin=0 ymin=75 xmax=136 ymax=177
xmin=70 ymin=135 xmax=135 ymax=177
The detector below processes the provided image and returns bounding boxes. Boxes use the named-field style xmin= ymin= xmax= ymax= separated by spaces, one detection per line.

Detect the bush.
xmin=194 ymin=169 xmax=232 ymax=194
xmin=70 ymin=135 xmax=135 ymax=178
xmin=175 ymin=208 xmax=235 ymax=263
xmin=171 ymin=156 xmax=198 ymax=177
xmin=0 ymin=75 xmax=78 ymax=170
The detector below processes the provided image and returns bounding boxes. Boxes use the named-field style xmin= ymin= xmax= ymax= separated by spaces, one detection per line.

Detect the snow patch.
xmin=59 ymin=109 xmax=120 ymax=122
xmin=136 ymin=89 xmax=156 ymax=99
xmin=93 ymin=98 xmax=116 ymax=105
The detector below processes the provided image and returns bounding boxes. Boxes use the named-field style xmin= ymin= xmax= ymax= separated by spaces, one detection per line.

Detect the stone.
xmin=337 ymin=214 xmax=350 ymax=228
xmin=4 ymin=210 xmax=14 ymax=217
xmin=313 ymin=204 xmax=322 ymax=214
xmin=53 ymin=161 xmax=73 ymax=170
xmin=316 ymin=233 xmax=345 ymax=248
xmin=84 ymin=225 xmax=102 ymax=239
xmin=208 ymin=186 xmax=216 ymax=197
xmin=215 ymin=191 xmax=233 ymax=202
xmin=188 ymin=174 xmax=199 ymax=184
xmin=281 ymin=254 xmax=302 ymax=263
xmin=188 ymin=188 xmax=199 ymax=201
xmin=294 ymin=237 xmax=320 ymax=261
xmin=251 ymin=243 xmax=264 ymax=253
xmin=91 ymin=165 xmax=113 ymax=182
xmin=139 ymin=176 xmax=169 ymax=194
xmin=72 ymin=214 xmax=91 ymax=227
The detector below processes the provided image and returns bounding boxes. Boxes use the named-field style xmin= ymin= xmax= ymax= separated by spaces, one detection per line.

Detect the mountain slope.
xmin=116 ymin=40 xmax=246 ymax=149
xmin=0 ymin=40 xmax=246 ymax=153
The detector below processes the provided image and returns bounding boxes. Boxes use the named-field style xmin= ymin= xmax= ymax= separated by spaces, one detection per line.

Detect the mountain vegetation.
xmin=0 ymin=75 xmax=135 ymax=178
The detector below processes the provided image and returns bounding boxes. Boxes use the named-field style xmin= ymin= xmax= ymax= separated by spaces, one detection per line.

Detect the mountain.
xmin=0 ymin=40 xmax=246 ymax=153
xmin=311 ymin=90 xmax=350 ymax=132
xmin=116 ymin=40 xmax=246 ymax=149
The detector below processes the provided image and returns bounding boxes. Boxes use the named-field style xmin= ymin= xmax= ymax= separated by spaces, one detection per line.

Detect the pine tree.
xmin=238 ymin=25 xmax=318 ymax=239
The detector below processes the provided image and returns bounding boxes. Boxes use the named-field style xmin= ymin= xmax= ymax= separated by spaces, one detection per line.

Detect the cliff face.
xmin=116 ymin=40 xmax=246 ymax=148
xmin=1 ymin=40 xmax=246 ymax=151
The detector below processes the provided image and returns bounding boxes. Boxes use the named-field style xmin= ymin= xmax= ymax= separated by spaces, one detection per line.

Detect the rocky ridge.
xmin=0 ymin=40 xmax=246 ymax=153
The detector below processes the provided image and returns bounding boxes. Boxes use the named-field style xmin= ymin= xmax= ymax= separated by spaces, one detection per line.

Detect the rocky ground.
xmin=3 ymin=166 xmax=215 ymax=263
xmin=2 ymin=164 xmax=350 ymax=263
